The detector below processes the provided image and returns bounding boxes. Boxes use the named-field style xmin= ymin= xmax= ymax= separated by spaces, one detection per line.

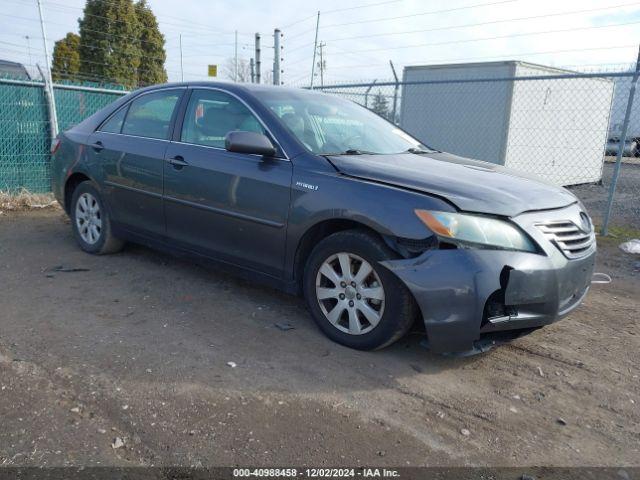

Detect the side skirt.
xmin=111 ymin=223 xmax=300 ymax=296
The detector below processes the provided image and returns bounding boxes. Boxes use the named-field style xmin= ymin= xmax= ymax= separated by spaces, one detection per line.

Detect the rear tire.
xmin=70 ymin=181 xmax=124 ymax=255
xmin=303 ymin=229 xmax=417 ymax=350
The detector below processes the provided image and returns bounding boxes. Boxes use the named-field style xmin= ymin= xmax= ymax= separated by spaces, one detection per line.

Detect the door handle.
xmin=91 ymin=141 xmax=104 ymax=152
xmin=168 ymin=156 xmax=188 ymax=169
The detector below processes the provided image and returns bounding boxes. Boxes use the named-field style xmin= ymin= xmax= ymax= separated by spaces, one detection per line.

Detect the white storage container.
xmin=400 ymin=61 xmax=615 ymax=186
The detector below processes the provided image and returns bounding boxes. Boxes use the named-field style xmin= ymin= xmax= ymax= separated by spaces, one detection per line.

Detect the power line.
xmin=34 ymin=0 xmax=255 ymax=37
xmin=321 ymin=19 xmax=640 ymax=57
xmin=281 ymin=0 xmax=403 ymax=30
xmin=286 ymin=0 xmax=518 ymax=42
xmin=282 ymin=43 xmax=640 ymax=82
xmin=0 ymin=12 xmax=176 ymax=49
xmin=299 ymin=44 xmax=640 ymax=74
xmin=321 ymin=0 xmax=517 ymax=28
xmin=285 ymin=1 xmax=640 ymax=52
xmin=0 ymin=41 xmax=188 ymax=79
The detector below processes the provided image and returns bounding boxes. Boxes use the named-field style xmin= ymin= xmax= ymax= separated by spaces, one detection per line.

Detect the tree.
xmin=78 ymin=0 xmax=141 ymax=88
xmin=51 ymin=33 xmax=80 ymax=82
xmin=135 ymin=0 xmax=167 ymax=85
xmin=222 ymin=57 xmax=252 ymax=83
xmin=370 ymin=90 xmax=390 ymax=120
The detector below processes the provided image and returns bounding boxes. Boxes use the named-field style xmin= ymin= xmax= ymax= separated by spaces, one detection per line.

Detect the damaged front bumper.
xmin=381 ymin=206 xmax=596 ymax=355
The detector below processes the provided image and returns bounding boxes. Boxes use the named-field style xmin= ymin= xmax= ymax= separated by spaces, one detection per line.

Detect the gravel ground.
xmin=571 ymin=161 xmax=640 ymax=227
xmin=0 ymin=210 xmax=639 ymax=468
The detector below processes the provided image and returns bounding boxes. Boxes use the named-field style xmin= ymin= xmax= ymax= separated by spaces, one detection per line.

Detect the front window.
xmin=181 ymin=89 xmax=266 ymax=149
xmin=253 ymin=89 xmax=429 ymax=155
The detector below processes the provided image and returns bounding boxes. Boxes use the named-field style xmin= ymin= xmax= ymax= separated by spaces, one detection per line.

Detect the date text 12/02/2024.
xmin=232 ymin=468 xmax=400 ymax=478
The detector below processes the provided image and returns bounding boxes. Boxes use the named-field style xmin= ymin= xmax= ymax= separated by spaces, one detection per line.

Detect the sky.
xmin=1 ymin=0 xmax=640 ymax=86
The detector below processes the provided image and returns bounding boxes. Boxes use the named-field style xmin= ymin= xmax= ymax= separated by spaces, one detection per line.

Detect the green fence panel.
xmin=0 ymin=81 xmax=50 ymax=192
xmin=54 ymin=86 xmax=124 ymax=132
xmin=0 ymin=80 xmax=126 ymax=193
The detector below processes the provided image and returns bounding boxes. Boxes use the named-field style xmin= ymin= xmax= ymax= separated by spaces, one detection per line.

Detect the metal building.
xmin=400 ymin=61 xmax=615 ymax=186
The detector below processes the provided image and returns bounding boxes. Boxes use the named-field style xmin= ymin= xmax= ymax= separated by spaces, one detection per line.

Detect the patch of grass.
xmin=0 ymin=189 xmax=59 ymax=212
xmin=596 ymin=223 xmax=640 ymax=246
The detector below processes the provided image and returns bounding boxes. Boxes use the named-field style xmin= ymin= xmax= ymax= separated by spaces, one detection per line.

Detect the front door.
xmin=163 ymin=88 xmax=292 ymax=277
xmin=92 ymin=88 xmax=183 ymax=236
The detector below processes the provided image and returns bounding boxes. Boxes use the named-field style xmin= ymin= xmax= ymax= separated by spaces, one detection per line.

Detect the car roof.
xmin=132 ymin=81 xmax=325 ymax=99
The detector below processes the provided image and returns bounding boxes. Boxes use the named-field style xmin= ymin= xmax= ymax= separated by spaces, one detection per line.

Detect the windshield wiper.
xmin=322 ymin=149 xmax=379 ymax=156
xmin=404 ymin=147 xmax=434 ymax=154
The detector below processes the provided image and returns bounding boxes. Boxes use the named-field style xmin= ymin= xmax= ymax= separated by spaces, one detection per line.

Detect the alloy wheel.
xmin=75 ymin=192 xmax=102 ymax=245
xmin=315 ymin=252 xmax=385 ymax=335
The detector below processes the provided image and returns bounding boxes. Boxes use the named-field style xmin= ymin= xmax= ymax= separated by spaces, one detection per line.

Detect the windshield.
xmin=253 ymin=88 xmax=430 ymax=155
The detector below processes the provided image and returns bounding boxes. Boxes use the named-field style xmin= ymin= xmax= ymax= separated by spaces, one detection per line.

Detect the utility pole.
xmin=36 ymin=0 xmax=58 ymax=139
xmin=254 ymin=33 xmax=261 ymax=84
xmin=250 ymin=58 xmax=255 ymax=83
xmin=234 ymin=30 xmax=238 ymax=82
xmin=273 ymin=28 xmax=282 ymax=85
xmin=179 ymin=34 xmax=184 ymax=81
xmin=310 ymin=11 xmax=320 ymax=89
xmin=317 ymin=41 xmax=326 ymax=87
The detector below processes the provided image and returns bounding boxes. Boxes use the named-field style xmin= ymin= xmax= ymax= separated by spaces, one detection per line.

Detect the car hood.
xmin=326 ymin=151 xmax=577 ymax=217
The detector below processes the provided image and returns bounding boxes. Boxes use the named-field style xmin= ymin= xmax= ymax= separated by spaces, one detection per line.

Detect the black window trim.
xmin=95 ymin=87 xmax=187 ymax=141
xmin=172 ymin=86 xmax=290 ymax=161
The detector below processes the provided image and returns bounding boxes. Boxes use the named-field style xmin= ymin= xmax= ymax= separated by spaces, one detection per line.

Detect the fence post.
xmin=364 ymin=79 xmax=377 ymax=108
xmin=389 ymin=60 xmax=399 ymax=124
xmin=36 ymin=0 xmax=58 ymax=142
xmin=601 ymin=46 xmax=640 ymax=235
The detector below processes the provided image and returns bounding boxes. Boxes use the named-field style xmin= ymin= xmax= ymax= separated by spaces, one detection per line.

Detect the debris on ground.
xmin=557 ymin=417 xmax=567 ymax=426
xmin=111 ymin=437 xmax=125 ymax=449
xmin=537 ymin=366 xmax=545 ymax=377
xmin=226 ymin=361 xmax=237 ymax=368
xmin=619 ymin=239 xmax=640 ymax=255
xmin=50 ymin=265 xmax=90 ymax=273
xmin=0 ymin=190 xmax=58 ymax=211
xmin=274 ymin=322 xmax=295 ymax=331
xmin=460 ymin=428 xmax=471 ymax=436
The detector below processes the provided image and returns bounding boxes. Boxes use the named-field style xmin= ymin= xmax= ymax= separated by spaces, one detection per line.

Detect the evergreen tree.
xmin=371 ymin=91 xmax=390 ymax=120
xmin=51 ymin=33 xmax=80 ymax=82
xmin=78 ymin=0 xmax=141 ymax=87
xmin=135 ymin=0 xmax=167 ymax=85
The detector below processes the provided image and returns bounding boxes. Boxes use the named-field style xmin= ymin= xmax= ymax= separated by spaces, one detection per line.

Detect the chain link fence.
xmin=0 ymin=78 xmax=126 ymax=193
xmin=315 ymin=66 xmax=639 ymax=232
xmin=0 ymin=68 xmax=639 ymax=232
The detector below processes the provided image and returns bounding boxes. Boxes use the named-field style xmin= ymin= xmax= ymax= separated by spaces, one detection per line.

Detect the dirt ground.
xmin=0 ymin=210 xmax=639 ymax=468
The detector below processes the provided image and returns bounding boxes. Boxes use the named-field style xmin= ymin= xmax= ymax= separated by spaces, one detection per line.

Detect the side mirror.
xmin=225 ymin=131 xmax=276 ymax=157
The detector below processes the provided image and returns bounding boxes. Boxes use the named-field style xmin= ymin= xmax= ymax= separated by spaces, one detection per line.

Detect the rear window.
xmin=121 ymin=90 xmax=180 ymax=140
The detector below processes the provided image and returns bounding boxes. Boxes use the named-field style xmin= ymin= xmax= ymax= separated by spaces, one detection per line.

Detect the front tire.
xmin=70 ymin=181 xmax=124 ymax=255
xmin=303 ymin=230 xmax=417 ymax=350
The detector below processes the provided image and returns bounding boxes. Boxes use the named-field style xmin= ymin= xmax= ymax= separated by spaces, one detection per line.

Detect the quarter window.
xmin=181 ymin=89 xmax=266 ymax=148
xmin=99 ymin=106 xmax=127 ymax=134
xmin=121 ymin=90 xmax=181 ymax=140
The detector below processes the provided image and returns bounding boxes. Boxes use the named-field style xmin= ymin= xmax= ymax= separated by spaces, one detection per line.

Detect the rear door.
xmin=89 ymin=88 xmax=183 ymax=236
xmin=163 ymin=88 xmax=292 ymax=277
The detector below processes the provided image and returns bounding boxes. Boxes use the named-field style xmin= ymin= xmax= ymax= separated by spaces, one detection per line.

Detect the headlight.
xmin=414 ymin=210 xmax=537 ymax=252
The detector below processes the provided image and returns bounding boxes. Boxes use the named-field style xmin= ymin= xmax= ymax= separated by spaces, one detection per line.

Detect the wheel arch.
xmin=292 ymin=218 xmax=391 ymax=294
xmin=64 ymin=172 xmax=92 ymax=214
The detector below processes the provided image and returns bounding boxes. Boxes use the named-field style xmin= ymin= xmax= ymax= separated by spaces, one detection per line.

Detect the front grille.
xmin=536 ymin=219 xmax=595 ymax=259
